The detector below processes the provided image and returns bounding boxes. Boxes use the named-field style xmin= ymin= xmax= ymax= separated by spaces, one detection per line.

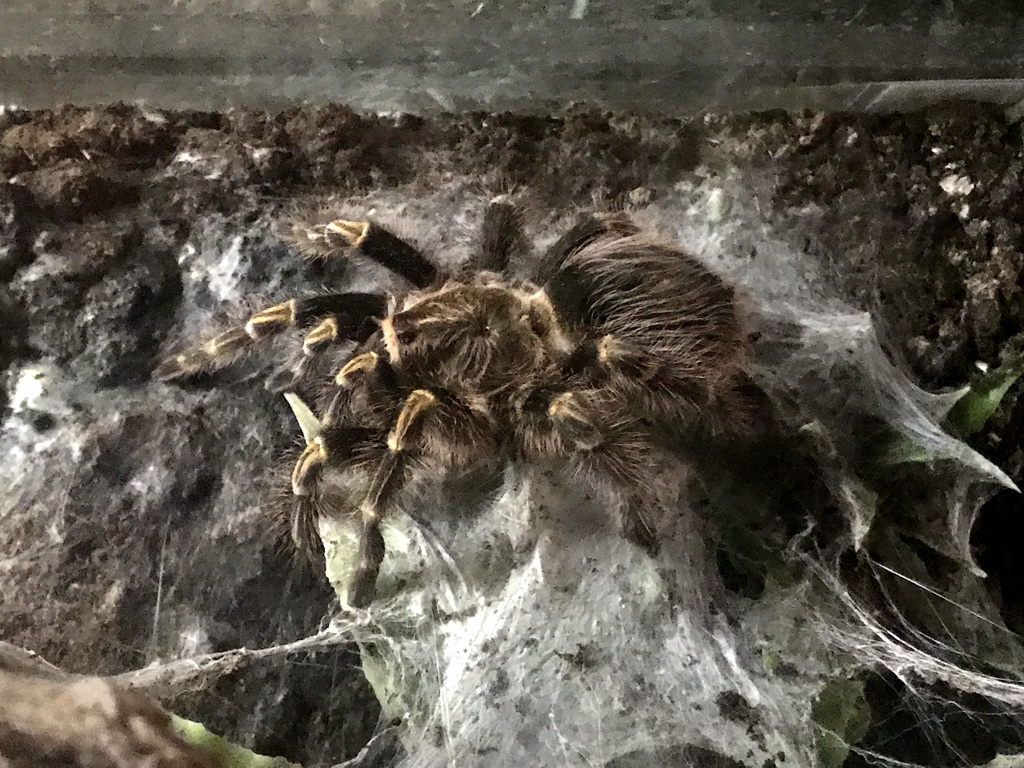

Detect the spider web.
xmin=4 ymin=169 xmax=1016 ymax=766
xmin=303 ymin=176 xmax=1024 ymax=768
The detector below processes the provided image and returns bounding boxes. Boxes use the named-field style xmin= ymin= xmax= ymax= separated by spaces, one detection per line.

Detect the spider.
xmin=156 ymin=198 xmax=752 ymax=608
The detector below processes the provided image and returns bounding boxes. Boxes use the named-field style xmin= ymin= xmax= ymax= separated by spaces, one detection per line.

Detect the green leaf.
xmin=716 ymin=525 xmax=797 ymax=598
xmin=171 ymin=715 xmax=300 ymax=768
xmin=761 ymin=648 xmax=781 ymax=672
xmin=948 ymin=366 xmax=1023 ymax=436
xmin=878 ymin=355 xmax=1023 ymax=467
xmin=811 ymin=678 xmax=871 ymax=768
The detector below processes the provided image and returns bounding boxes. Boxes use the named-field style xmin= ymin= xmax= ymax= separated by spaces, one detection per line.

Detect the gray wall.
xmin=3 ymin=0 xmax=1024 ymax=113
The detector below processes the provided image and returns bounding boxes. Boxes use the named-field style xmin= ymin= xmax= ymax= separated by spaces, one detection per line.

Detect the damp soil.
xmin=2 ymin=102 xmax=1024 ymax=766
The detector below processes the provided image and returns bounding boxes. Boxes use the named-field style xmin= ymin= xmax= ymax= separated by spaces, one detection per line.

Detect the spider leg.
xmin=281 ymin=353 xmax=403 ymax=567
xmin=295 ymin=381 xmax=497 ymax=607
xmin=550 ymin=391 xmax=660 ymax=551
xmin=519 ymin=386 xmax=660 ymax=553
xmin=155 ymin=292 xmax=387 ymax=380
xmin=325 ymin=219 xmax=440 ymax=288
xmin=288 ymin=388 xmax=439 ymax=608
xmin=349 ymin=389 xmax=439 ymax=608
xmin=532 ymin=212 xmax=638 ymax=286
xmin=562 ymin=332 xmax=751 ymax=437
xmin=471 ymin=196 xmax=529 ymax=274
xmin=286 ymin=423 xmax=379 ymax=560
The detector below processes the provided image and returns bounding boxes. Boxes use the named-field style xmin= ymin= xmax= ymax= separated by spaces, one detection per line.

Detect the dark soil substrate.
xmin=2 ymin=102 xmax=1024 ymax=766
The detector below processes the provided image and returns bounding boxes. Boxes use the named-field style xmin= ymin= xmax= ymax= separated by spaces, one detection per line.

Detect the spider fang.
xmin=283 ymin=392 xmax=323 ymax=444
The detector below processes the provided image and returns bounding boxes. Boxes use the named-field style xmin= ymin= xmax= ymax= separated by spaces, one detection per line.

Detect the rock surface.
xmin=0 ymin=666 xmax=215 ymax=768
xmin=2 ymin=103 xmax=1024 ymax=766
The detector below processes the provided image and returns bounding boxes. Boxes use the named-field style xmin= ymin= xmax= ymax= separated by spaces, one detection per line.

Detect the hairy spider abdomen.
xmin=566 ymin=236 xmax=746 ymax=380
xmin=551 ymin=234 xmax=750 ymax=433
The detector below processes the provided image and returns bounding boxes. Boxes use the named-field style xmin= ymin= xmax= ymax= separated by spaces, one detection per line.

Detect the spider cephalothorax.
xmin=157 ymin=198 xmax=752 ymax=607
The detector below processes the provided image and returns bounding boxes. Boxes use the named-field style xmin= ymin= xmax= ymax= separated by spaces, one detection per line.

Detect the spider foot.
xmin=325 ymin=219 xmax=370 ymax=246
xmin=335 ymin=351 xmax=380 ymax=386
xmin=302 ymin=316 xmax=339 ymax=356
xmin=245 ymin=300 xmax=297 ymax=339
xmin=154 ymin=326 xmax=251 ymax=380
xmin=621 ymin=496 xmax=660 ymax=557
xmin=546 ymin=391 xmax=603 ymax=450
xmin=291 ymin=437 xmax=327 ymax=496
xmin=346 ymin=517 xmax=385 ymax=609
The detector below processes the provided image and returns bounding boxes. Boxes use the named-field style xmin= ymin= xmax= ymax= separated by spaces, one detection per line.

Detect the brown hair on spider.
xmin=157 ymin=199 xmax=752 ymax=608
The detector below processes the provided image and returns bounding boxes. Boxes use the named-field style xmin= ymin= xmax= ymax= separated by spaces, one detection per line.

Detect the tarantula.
xmin=157 ymin=198 xmax=751 ymax=607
